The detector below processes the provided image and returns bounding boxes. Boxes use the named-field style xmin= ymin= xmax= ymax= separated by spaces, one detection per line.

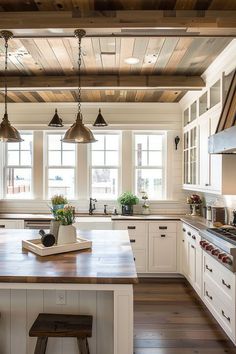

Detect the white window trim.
xmin=45 ymin=132 xmax=77 ymax=200
xmin=3 ymin=132 xmax=34 ymax=200
xmin=89 ymin=131 xmax=121 ymax=200
xmin=132 ymin=131 xmax=167 ymax=201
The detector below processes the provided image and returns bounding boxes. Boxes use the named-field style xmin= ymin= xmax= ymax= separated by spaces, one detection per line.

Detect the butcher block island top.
xmin=0 ymin=229 xmax=138 ymax=284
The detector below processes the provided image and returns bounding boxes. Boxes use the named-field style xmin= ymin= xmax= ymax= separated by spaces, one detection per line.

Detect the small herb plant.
xmin=51 ymin=194 xmax=68 ymax=205
xmin=54 ymin=205 xmax=75 ymax=225
xmin=118 ymin=192 xmax=139 ymax=206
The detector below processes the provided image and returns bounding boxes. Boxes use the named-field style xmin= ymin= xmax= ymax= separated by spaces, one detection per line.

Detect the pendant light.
xmin=62 ymin=29 xmax=96 ymax=144
xmin=0 ymin=30 xmax=23 ymax=142
xmin=93 ymin=108 xmax=108 ymax=127
xmin=48 ymin=108 xmax=64 ymax=127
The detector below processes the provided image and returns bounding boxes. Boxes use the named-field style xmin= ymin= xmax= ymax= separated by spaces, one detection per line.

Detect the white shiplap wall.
xmin=0 ymin=102 xmax=188 ymax=214
xmin=0 ymin=289 xmax=113 ymax=354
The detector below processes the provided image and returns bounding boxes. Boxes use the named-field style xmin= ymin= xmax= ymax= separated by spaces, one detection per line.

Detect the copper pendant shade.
xmin=93 ymin=108 xmax=108 ymax=127
xmin=48 ymin=109 xmax=64 ymax=127
xmin=62 ymin=112 xmax=96 ymax=143
xmin=0 ymin=30 xmax=23 ymax=143
xmin=62 ymin=29 xmax=96 ymax=144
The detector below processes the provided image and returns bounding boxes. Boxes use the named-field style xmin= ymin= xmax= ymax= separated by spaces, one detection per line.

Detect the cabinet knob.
xmin=187 ymin=232 xmax=191 ymax=236
xmin=191 ymin=245 xmax=195 ymax=249
xmin=182 ymin=228 xmax=186 ymax=232
xmin=206 ymin=264 xmax=213 ymax=272
xmin=192 ymin=235 xmax=196 ymax=240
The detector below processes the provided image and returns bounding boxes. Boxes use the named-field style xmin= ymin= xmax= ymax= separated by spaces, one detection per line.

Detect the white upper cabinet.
xmin=182 ymin=71 xmax=236 ymax=194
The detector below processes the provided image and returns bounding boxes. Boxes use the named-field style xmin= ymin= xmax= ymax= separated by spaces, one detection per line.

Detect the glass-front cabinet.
xmin=183 ymin=126 xmax=198 ymax=186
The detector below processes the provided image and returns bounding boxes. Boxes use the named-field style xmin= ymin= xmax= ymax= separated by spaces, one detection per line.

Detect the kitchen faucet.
xmin=89 ymin=198 xmax=97 ymax=215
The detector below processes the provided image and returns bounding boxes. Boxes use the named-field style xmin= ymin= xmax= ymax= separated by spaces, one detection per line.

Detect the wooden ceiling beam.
xmin=1 ymin=75 xmax=205 ymax=90
xmin=0 ymin=11 xmax=235 ymax=33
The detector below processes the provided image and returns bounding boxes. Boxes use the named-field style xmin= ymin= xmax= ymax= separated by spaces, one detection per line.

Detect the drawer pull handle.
xmin=183 ymin=228 xmax=186 ymax=232
xmin=222 ymin=279 xmax=231 ymax=289
xmin=191 ymin=245 xmax=195 ymax=249
xmin=192 ymin=235 xmax=196 ymax=240
xmin=127 ymin=226 xmax=136 ymax=230
xmin=159 ymin=226 xmax=167 ymax=230
xmin=206 ymin=265 xmax=213 ymax=272
xmin=222 ymin=310 xmax=230 ymax=322
xmin=206 ymin=291 xmax=213 ymax=300
xmin=133 ymin=257 xmax=136 ymax=261
xmin=187 ymin=232 xmax=191 ymax=236
xmin=130 ymin=239 xmax=136 ymax=243
xmin=161 ymin=234 xmax=166 ymax=238
xmin=0 ymin=225 xmax=5 ymax=228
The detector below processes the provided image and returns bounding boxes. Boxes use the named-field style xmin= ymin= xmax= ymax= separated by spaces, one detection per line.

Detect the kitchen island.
xmin=0 ymin=229 xmax=137 ymax=354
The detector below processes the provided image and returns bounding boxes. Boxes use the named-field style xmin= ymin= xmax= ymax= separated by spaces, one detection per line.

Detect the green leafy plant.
xmin=118 ymin=192 xmax=139 ymax=206
xmin=54 ymin=205 xmax=75 ymax=225
xmin=50 ymin=194 xmax=68 ymax=205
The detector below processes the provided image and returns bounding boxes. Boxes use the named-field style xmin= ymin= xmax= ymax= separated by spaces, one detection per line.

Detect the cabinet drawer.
xmin=113 ymin=221 xmax=146 ymax=236
xmin=129 ymin=234 xmax=147 ymax=249
xmin=149 ymin=222 xmax=177 ymax=234
xmin=203 ymin=252 xmax=235 ymax=302
xmin=182 ymin=223 xmax=200 ymax=243
xmin=133 ymin=249 xmax=146 ymax=273
xmin=204 ymin=278 xmax=235 ymax=338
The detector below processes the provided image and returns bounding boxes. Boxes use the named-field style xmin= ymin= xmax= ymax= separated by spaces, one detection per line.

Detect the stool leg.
xmin=34 ymin=337 xmax=48 ymax=354
xmin=77 ymin=337 xmax=90 ymax=354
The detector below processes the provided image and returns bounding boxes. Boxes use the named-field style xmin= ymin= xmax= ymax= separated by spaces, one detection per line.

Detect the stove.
xmin=199 ymin=227 xmax=236 ymax=272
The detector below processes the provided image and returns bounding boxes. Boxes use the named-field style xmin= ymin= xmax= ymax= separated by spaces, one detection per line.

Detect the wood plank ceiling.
xmin=0 ymin=0 xmax=236 ymax=11
xmin=0 ymin=0 xmax=234 ymax=103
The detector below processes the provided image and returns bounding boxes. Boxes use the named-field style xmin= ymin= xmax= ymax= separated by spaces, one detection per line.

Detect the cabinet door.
xmin=133 ymin=249 xmax=146 ymax=273
xmin=0 ymin=219 xmax=24 ymax=229
xmin=182 ymin=238 xmax=189 ymax=277
xmin=149 ymin=233 xmax=177 ymax=272
xmin=188 ymin=243 xmax=196 ymax=285
xmin=199 ymin=118 xmax=210 ymax=188
xmin=195 ymin=246 xmax=202 ymax=296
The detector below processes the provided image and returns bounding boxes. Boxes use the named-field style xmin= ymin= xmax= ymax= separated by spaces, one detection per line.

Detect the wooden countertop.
xmin=0 ymin=229 xmax=138 ymax=284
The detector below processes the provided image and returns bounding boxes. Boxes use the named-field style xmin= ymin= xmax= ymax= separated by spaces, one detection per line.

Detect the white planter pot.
xmin=57 ymin=225 xmax=77 ymax=245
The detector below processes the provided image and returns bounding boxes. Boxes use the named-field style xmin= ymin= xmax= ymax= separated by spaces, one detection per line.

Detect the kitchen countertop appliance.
xmin=199 ymin=226 xmax=236 ymax=272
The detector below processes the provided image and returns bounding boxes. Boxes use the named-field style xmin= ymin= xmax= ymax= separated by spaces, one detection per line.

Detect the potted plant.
xmin=50 ymin=194 xmax=68 ymax=215
xmin=187 ymin=194 xmax=202 ymax=216
xmin=118 ymin=192 xmax=139 ymax=216
xmin=54 ymin=205 xmax=76 ymax=245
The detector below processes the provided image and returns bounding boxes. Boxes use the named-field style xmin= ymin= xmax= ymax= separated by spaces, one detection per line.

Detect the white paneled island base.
xmin=0 ymin=283 xmax=133 ymax=354
xmin=0 ymin=229 xmax=137 ymax=354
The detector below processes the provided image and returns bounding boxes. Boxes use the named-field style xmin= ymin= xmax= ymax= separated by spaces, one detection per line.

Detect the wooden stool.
xmin=29 ymin=313 xmax=92 ymax=354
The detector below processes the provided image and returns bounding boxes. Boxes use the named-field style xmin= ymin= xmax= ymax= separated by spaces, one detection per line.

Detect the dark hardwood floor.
xmin=134 ymin=279 xmax=236 ymax=354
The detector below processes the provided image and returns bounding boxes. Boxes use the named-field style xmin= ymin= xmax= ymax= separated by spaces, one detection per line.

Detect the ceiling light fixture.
xmin=124 ymin=57 xmax=140 ymax=65
xmin=48 ymin=108 xmax=64 ymax=127
xmin=0 ymin=30 xmax=23 ymax=143
xmin=93 ymin=108 xmax=108 ymax=127
xmin=62 ymin=29 xmax=96 ymax=144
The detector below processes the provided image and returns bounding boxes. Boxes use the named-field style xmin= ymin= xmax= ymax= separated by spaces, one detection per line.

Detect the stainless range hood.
xmin=209 ymin=70 xmax=236 ymax=154
xmin=209 ymin=126 xmax=236 ymax=154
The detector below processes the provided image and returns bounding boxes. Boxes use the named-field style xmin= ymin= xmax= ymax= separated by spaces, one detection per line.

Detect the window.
xmin=90 ymin=133 xmax=120 ymax=199
xmin=47 ymin=134 xmax=76 ymax=199
xmin=134 ymin=133 xmax=165 ymax=200
xmin=5 ymin=133 xmax=33 ymax=198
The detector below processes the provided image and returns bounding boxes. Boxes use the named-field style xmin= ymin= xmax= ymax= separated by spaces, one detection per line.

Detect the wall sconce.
xmin=175 ymin=136 xmax=180 ymax=150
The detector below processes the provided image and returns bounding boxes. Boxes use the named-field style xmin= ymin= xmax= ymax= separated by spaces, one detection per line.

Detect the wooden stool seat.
xmin=29 ymin=313 xmax=92 ymax=354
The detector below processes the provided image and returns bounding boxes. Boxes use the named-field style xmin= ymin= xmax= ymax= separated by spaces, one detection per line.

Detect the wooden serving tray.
xmin=22 ymin=237 xmax=92 ymax=256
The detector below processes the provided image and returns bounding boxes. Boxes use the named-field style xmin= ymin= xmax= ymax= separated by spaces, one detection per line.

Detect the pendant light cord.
xmin=77 ymin=33 xmax=82 ymax=121
xmin=4 ymin=35 xmax=9 ymax=115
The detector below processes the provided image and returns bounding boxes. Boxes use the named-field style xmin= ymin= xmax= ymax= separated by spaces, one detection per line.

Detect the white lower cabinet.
xmin=181 ymin=223 xmax=202 ymax=297
xmin=203 ymin=252 xmax=235 ymax=342
xmin=0 ymin=219 xmax=24 ymax=229
xmin=113 ymin=221 xmax=148 ymax=273
xmin=149 ymin=232 xmax=176 ymax=272
xmin=113 ymin=220 xmax=177 ymax=273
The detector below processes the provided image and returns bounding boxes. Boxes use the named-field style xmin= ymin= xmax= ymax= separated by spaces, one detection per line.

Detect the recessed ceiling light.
xmin=124 ymin=57 xmax=140 ymax=65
